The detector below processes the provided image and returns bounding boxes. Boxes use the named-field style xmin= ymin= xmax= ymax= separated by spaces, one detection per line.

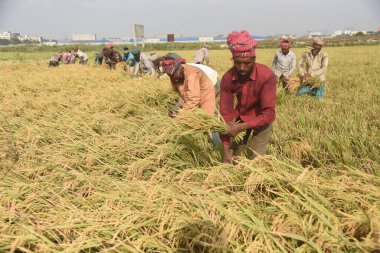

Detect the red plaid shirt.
xmin=220 ymin=63 xmax=276 ymax=144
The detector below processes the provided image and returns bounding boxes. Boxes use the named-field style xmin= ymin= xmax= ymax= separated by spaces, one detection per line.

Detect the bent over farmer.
xmin=220 ymin=30 xmax=276 ymax=163
xmin=297 ymin=37 xmax=329 ymax=99
xmin=160 ymin=54 xmax=216 ymax=116
xmin=161 ymin=53 xmax=221 ymax=145
xmin=194 ymin=43 xmax=210 ymax=65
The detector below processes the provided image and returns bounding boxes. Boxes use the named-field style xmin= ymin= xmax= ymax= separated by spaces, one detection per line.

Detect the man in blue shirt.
xmin=121 ymin=47 xmax=136 ymax=66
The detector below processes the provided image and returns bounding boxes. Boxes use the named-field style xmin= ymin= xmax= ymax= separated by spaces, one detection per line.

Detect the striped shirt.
xmin=271 ymin=50 xmax=296 ymax=78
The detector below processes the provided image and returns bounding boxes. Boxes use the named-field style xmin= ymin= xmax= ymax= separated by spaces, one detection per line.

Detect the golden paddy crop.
xmin=0 ymin=46 xmax=379 ymax=252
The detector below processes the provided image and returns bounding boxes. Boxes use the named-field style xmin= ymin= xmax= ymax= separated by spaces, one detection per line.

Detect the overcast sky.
xmin=0 ymin=0 xmax=379 ymax=40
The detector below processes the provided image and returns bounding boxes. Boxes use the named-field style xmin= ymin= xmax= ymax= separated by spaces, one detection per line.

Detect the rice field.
xmin=0 ymin=45 xmax=379 ymax=252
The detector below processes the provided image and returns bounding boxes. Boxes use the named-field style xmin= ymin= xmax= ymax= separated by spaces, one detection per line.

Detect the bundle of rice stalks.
xmin=286 ymin=77 xmax=302 ymax=94
xmin=173 ymin=108 xmax=245 ymax=142
xmin=286 ymin=75 xmax=322 ymax=93
xmin=305 ymin=76 xmax=322 ymax=88
xmin=174 ymin=108 xmax=227 ymax=133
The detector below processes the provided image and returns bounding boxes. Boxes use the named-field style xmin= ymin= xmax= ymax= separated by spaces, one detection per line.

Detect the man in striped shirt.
xmin=271 ymin=39 xmax=296 ymax=91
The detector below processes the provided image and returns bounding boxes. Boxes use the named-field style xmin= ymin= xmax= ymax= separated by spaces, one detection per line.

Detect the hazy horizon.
xmin=1 ymin=0 xmax=379 ymax=40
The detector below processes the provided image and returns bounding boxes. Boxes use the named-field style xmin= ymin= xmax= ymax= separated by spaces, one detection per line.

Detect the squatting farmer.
xmin=102 ymin=43 xmax=122 ymax=69
xmin=271 ymin=39 xmax=296 ymax=92
xmin=220 ymin=30 xmax=276 ymax=163
xmin=297 ymin=37 xmax=329 ymax=99
xmin=121 ymin=47 xmax=136 ymax=73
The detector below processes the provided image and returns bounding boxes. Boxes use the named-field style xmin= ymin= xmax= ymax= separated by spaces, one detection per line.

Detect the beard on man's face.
xmin=236 ymin=66 xmax=254 ymax=81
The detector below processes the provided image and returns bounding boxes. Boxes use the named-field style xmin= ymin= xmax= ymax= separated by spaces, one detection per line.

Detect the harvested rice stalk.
xmin=173 ymin=108 xmax=245 ymax=142
xmin=286 ymin=75 xmax=322 ymax=93
xmin=174 ymin=109 xmax=227 ymax=133
xmin=286 ymin=77 xmax=302 ymax=94
xmin=304 ymin=76 xmax=322 ymax=88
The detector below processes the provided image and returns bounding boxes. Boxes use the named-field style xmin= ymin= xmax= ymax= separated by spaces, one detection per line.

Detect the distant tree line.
xmin=0 ymin=34 xmax=379 ymax=52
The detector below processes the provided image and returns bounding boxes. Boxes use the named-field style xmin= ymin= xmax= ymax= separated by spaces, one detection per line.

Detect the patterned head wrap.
xmin=280 ymin=39 xmax=291 ymax=49
xmin=160 ymin=53 xmax=186 ymax=75
xmin=227 ymin=30 xmax=257 ymax=58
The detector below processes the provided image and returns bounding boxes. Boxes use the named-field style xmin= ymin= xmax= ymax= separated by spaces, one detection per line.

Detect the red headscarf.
xmin=280 ymin=39 xmax=291 ymax=49
xmin=160 ymin=56 xmax=186 ymax=75
xmin=227 ymin=30 xmax=257 ymax=58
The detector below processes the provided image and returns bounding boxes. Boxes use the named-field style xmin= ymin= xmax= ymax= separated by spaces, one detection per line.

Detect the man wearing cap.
xmin=271 ymin=39 xmax=296 ymax=91
xmin=194 ymin=43 xmax=210 ymax=65
xmin=297 ymin=37 xmax=329 ymax=99
xmin=220 ymin=30 xmax=276 ymax=163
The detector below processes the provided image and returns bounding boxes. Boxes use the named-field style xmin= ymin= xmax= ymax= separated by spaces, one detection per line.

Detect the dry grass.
xmin=0 ymin=46 xmax=379 ymax=252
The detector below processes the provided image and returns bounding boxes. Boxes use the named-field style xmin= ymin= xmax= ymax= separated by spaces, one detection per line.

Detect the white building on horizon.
xmin=0 ymin=31 xmax=17 ymax=40
xmin=72 ymin=33 xmax=97 ymax=41
xmin=18 ymin=34 xmax=42 ymax=42
xmin=307 ymin=31 xmax=324 ymax=38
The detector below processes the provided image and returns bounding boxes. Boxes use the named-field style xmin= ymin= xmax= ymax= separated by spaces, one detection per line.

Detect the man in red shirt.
xmin=220 ymin=30 xmax=276 ymax=163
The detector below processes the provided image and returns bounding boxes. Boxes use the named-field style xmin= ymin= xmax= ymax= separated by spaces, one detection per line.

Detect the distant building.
xmin=277 ymin=34 xmax=297 ymax=39
xmin=307 ymin=31 xmax=324 ymax=38
xmin=332 ymin=30 xmax=352 ymax=36
xmin=199 ymin=37 xmax=214 ymax=42
xmin=350 ymin=30 xmax=367 ymax=36
xmin=145 ymin=38 xmax=160 ymax=43
xmin=42 ymin=41 xmax=57 ymax=46
xmin=72 ymin=33 xmax=96 ymax=41
xmin=332 ymin=30 xmax=343 ymax=37
xmin=18 ymin=34 xmax=42 ymax=42
xmin=0 ymin=31 xmax=17 ymax=40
